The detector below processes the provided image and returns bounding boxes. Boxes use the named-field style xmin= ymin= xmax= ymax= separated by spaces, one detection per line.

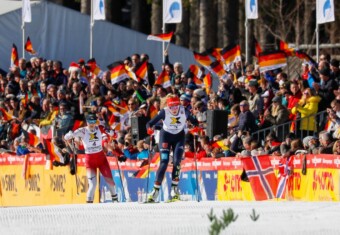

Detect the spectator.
xmin=53 ymin=102 xmax=74 ymax=138
xmin=332 ymin=140 xmax=340 ymax=155
xmin=247 ymin=79 xmax=263 ymax=119
xmin=261 ymin=95 xmax=289 ymax=128
xmin=237 ymin=100 xmax=258 ymax=133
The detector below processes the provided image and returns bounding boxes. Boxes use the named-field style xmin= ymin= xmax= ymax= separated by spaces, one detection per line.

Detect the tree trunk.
xmin=105 ymin=0 xmax=112 ymax=22
xmin=217 ymin=0 xmax=227 ymax=46
xmin=151 ymin=0 xmax=162 ymax=34
xmin=189 ymin=0 xmax=199 ymax=51
xmin=225 ymin=0 xmax=239 ymax=45
xmin=199 ymin=0 xmax=217 ymax=51
xmin=303 ymin=0 xmax=314 ymax=45
xmin=130 ymin=0 xmax=143 ymax=31
xmin=175 ymin=4 xmax=190 ymax=47
xmin=80 ymin=0 xmax=90 ymax=15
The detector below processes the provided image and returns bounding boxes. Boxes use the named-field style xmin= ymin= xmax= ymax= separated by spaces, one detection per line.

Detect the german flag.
xmin=26 ymin=131 xmax=40 ymax=147
xmin=211 ymin=140 xmax=229 ymax=151
xmin=149 ymin=105 xmax=158 ymax=119
xmin=133 ymin=153 xmax=160 ymax=178
xmin=295 ymin=50 xmax=317 ymax=66
xmin=11 ymin=44 xmax=19 ymax=67
xmin=147 ymin=32 xmax=173 ymax=42
xmin=103 ymin=100 xmax=118 ymax=114
xmin=258 ymin=51 xmax=287 ymax=73
xmin=220 ymin=44 xmax=241 ymax=66
xmin=45 ymin=139 xmax=65 ymax=164
xmin=110 ymin=64 xmax=130 ymax=85
xmin=87 ymin=58 xmax=103 ymax=77
xmin=24 ymin=37 xmax=36 ymax=55
xmin=279 ymin=40 xmax=295 ymax=57
xmin=0 ymin=107 xmax=15 ymax=121
xmin=72 ymin=120 xmax=84 ymax=131
xmin=203 ymin=73 xmax=212 ymax=95
xmin=206 ymin=48 xmax=223 ymax=61
xmin=193 ymin=51 xmax=213 ymax=67
xmin=135 ymin=61 xmax=148 ymax=82
xmin=253 ymin=37 xmax=262 ymax=57
xmin=154 ymin=70 xmax=171 ymax=88
xmin=108 ymin=112 xmax=121 ymax=128
xmin=187 ymin=64 xmax=203 ymax=86
xmin=210 ymin=60 xmax=226 ymax=77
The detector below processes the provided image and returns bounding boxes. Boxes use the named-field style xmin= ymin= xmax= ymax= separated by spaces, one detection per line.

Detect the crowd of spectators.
xmin=0 ymin=51 xmax=340 ymax=163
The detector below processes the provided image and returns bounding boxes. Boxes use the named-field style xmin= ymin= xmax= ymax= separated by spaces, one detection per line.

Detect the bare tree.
xmin=189 ymin=0 xmax=199 ymax=51
xmin=80 ymin=0 xmax=90 ymax=15
xmin=175 ymin=2 xmax=190 ymax=47
xmin=151 ymin=0 xmax=162 ymax=34
xmin=199 ymin=0 xmax=217 ymax=51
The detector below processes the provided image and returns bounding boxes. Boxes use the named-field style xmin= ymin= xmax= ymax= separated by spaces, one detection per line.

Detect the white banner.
xmin=22 ymin=0 xmax=32 ymax=23
xmin=93 ymin=0 xmax=105 ymax=20
xmin=245 ymin=0 xmax=258 ymax=19
xmin=316 ymin=0 xmax=335 ymax=24
xmin=163 ymin=0 xmax=182 ymax=24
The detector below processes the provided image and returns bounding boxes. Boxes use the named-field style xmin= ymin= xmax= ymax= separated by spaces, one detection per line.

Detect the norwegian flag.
xmin=241 ymin=155 xmax=278 ymax=200
xmin=276 ymin=156 xmax=294 ymax=199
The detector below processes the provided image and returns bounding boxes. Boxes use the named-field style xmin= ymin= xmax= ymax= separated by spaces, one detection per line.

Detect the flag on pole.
xmin=316 ymin=0 xmax=334 ymax=24
xmin=10 ymin=44 xmax=19 ymax=67
xmin=93 ymin=0 xmax=106 ymax=20
xmin=276 ymin=156 xmax=294 ymax=199
xmin=22 ymin=0 xmax=32 ymax=23
xmin=87 ymin=58 xmax=104 ymax=78
xmin=210 ymin=61 xmax=226 ymax=78
xmin=24 ymin=37 xmax=36 ymax=55
xmin=135 ymin=61 xmax=148 ymax=82
xmin=295 ymin=50 xmax=318 ymax=67
xmin=241 ymin=155 xmax=278 ymax=200
xmin=163 ymin=0 xmax=182 ymax=23
xmin=203 ymin=73 xmax=212 ymax=95
xmin=245 ymin=0 xmax=258 ymax=19
xmin=206 ymin=48 xmax=223 ymax=61
xmin=147 ymin=32 xmax=174 ymax=42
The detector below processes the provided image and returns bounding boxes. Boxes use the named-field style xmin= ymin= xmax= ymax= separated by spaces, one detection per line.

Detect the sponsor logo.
xmin=49 ymin=174 xmax=66 ymax=192
xmin=223 ymin=172 xmax=242 ymax=192
xmin=170 ymin=117 xmax=181 ymax=124
xmin=25 ymin=174 xmax=41 ymax=192
xmin=312 ymin=170 xmax=334 ymax=191
xmin=1 ymin=174 xmax=18 ymax=192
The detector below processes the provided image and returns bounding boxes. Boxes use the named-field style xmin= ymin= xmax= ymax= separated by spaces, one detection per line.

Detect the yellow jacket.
xmin=291 ymin=95 xmax=321 ymax=131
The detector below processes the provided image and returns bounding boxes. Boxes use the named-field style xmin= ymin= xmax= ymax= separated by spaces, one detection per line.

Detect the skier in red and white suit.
xmin=65 ymin=114 xmax=118 ymax=203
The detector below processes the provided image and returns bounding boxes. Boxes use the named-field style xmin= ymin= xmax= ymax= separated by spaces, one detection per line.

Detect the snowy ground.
xmin=0 ymin=201 xmax=339 ymax=235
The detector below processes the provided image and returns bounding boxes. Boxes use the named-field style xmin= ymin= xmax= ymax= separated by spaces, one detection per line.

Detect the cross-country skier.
xmin=64 ymin=113 xmax=118 ymax=203
xmin=146 ymin=95 xmax=198 ymax=202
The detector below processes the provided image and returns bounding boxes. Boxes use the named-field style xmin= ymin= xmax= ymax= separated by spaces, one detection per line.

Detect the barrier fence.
xmin=0 ymin=153 xmax=339 ymax=206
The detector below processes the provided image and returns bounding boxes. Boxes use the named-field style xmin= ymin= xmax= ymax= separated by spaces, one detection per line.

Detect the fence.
xmin=252 ymin=110 xmax=328 ymax=142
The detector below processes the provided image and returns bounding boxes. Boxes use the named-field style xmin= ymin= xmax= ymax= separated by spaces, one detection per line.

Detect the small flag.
xmin=147 ymin=32 xmax=174 ymax=42
xmin=258 ymin=51 xmax=287 ymax=73
xmin=45 ymin=139 xmax=65 ymax=164
xmin=149 ymin=105 xmax=158 ymax=119
xmin=220 ymin=44 xmax=241 ymax=69
xmin=316 ymin=0 xmax=334 ymax=24
xmin=22 ymin=0 xmax=32 ymax=23
xmin=110 ymin=64 xmax=130 ymax=85
xmin=72 ymin=120 xmax=84 ymax=131
xmin=253 ymin=37 xmax=262 ymax=57
xmin=276 ymin=156 xmax=294 ymax=199
xmin=93 ymin=0 xmax=106 ymax=20
xmin=23 ymin=130 xmax=40 ymax=147
xmin=154 ymin=70 xmax=171 ymax=88
xmin=279 ymin=40 xmax=295 ymax=57
xmin=211 ymin=140 xmax=229 ymax=151
xmin=295 ymin=50 xmax=318 ymax=67
xmin=245 ymin=0 xmax=258 ymax=19
xmin=0 ymin=107 xmax=15 ymax=121
xmin=133 ymin=153 xmax=160 ymax=178
xmin=193 ymin=51 xmax=213 ymax=68
xmin=24 ymin=37 xmax=36 ymax=55
xmin=87 ymin=58 xmax=103 ymax=78
xmin=10 ymin=44 xmax=19 ymax=67
xmin=206 ymin=48 xmax=223 ymax=61
xmin=203 ymin=73 xmax=212 ymax=95
xmin=163 ymin=0 xmax=182 ymax=24
xmin=135 ymin=61 xmax=148 ymax=82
